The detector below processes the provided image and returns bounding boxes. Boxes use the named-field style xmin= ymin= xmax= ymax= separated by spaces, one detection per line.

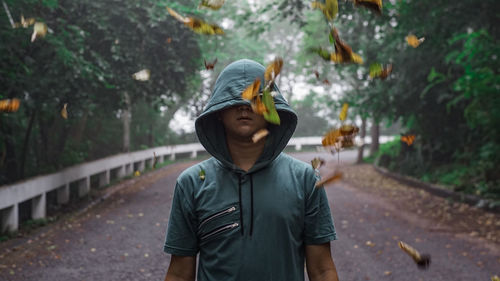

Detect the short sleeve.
xmin=304 ymin=173 xmax=337 ymax=245
xmin=163 ymin=182 xmax=199 ymax=256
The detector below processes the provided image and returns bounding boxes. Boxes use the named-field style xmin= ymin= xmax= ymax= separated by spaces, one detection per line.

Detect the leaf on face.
xmin=398 ymin=241 xmax=431 ymax=269
xmin=31 ymin=22 xmax=48 ymax=42
xmin=61 ymin=103 xmax=68 ymax=119
xmin=406 ymin=34 xmax=425 ymax=48
xmin=315 ymin=170 xmax=342 ymax=187
xmin=264 ymin=57 xmax=283 ymax=84
xmin=251 ymin=95 xmax=267 ymax=115
xmin=353 ymin=0 xmax=382 ymax=14
xmin=339 ymin=103 xmax=349 ymax=121
xmin=262 ymin=90 xmax=280 ymax=124
xmin=311 ymin=0 xmax=338 ymax=21
xmin=167 ymin=7 xmax=224 ymax=35
xmin=199 ymin=0 xmax=225 ymax=10
xmin=400 ymin=134 xmax=415 ymax=146
xmin=132 ymin=69 xmax=151 ymax=81
xmin=0 ymin=98 xmax=20 ymax=113
xmin=242 ymin=78 xmax=261 ymax=100
xmin=311 ymin=157 xmax=325 ymax=170
xmin=204 ymin=58 xmax=217 ymax=70
xmin=252 ymin=129 xmax=269 ymax=143
xmin=330 ymin=28 xmax=363 ymax=64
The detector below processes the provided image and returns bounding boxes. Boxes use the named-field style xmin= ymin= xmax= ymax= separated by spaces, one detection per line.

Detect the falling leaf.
xmin=352 ymin=0 xmax=382 ymax=14
xmin=264 ymin=57 xmax=283 ymax=84
xmin=262 ymin=90 xmax=280 ymax=125
xmin=204 ymin=58 xmax=217 ymax=70
xmin=311 ymin=157 xmax=325 ymax=170
xmin=31 ymin=22 xmax=48 ymax=42
xmin=406 ymin=34 xmax=425 ymax=48
xmin=134 ymin=170 xmax=141 ymax=177
xmin=242 ymin=78 xmax=261 ymax=100
xmin=199 ymin=0 xmax=225 ymax=10
xmin=314 ymin=70 xmax=320 ymax=79
xmin=311 ymin=0 xmax=338 ymax=21
xmin=339 ymin=124 xmax=359 ymax=136
xmin=309 ymin=46 xmax=332 ymax=61
xmin=252 ymin=129 xmax=269 ymax=143
xmin=365 ymin=241 xmax=376 ymax=247
xmin=199 ymin=169 xmax=205 ymax=180
xmin=330 ymin=28 xmax=363 ymax=64
xmin=322 ymin=128 xmax=342 ymax=147
xmin=61 ymin=103 xmax=68 ymax=119
xmin=400 ymin=134 xmax=416 ymax=146
xmin=167 ymin=7 xmax=224 ymax=35
xmin=398 ymin=241 xmax=431 ymax=269
xmin=315 ymin=171 xmax=342 ymax=187
xmin=14 ymin=15 xmax=36 ymax=28
xmin=0 ymin=98 xmax=20 ymax=113
xmin=339 ymin=103 xmax=349 ymax=121
xmin=322 ymin=79 xmax=330 ymax=85
xmin=132 ymin=69 xmax=150 ymax=81
xmin=370 ymin=63 xmax=393 ymax=80
xmin=153 ymin=152 xmax=158 ymax=169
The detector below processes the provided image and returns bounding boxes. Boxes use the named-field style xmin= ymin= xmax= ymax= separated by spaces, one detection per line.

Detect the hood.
xmin=195 ymin=59 xmax=297 ymax=173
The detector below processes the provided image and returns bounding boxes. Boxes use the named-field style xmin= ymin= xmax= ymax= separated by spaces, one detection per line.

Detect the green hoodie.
xmin=164 ymin=59 xmax=336 ymax=281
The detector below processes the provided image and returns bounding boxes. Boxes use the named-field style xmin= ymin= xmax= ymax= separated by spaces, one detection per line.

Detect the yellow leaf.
xmin=167 ymin=7 xmax=224 ymax=35
xmin=329 ymin=28 xmax=363 ymax=64
xmin=311 ymin=0 xmax=338 ymax=21
xmin=339 ymin=103 xmax=349 ymax=121
xmin=264 ymin=57 xmax=283 ymax=83
xmin=242 ymin=78 xmax=261 ymax=100
xmin=199 ymin=0 xmax=225 ymax=10
xmin=0 ymin=98 xmax=20 ymax=113
xmin=61 ymin=103 xmax=68 ymax=119
xmin=311 ymin=157 xmax=325 ymax=170
xmin=134 ymin=170 xmax=141 ymax=177
xmin=31 ymin=22 xmax=48 ymax=42
xmin=406 ymin=34 xmax=425 ymax=48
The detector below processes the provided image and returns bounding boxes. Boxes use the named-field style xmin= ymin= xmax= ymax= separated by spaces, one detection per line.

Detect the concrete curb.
xmin=372 ymin=164 xmax=500 ymax=213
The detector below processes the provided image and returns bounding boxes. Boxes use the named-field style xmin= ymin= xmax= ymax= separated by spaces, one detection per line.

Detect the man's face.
xmin=220 ymin=104 xmax=267 ymax=140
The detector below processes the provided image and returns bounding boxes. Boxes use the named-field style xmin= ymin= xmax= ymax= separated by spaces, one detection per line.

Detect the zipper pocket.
xmin=199 ymin=206 xmax=236 ymax=228
xmin=201 ymin=222 xmax=239 ymax=241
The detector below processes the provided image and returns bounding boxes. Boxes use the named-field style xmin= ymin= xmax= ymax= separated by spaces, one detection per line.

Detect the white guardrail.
xmin=0 ymin=136 xmax=394 ymax=233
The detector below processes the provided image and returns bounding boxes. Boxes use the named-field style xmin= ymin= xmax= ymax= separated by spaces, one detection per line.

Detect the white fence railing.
xmin=0 ymin=136 xmax=393 ymax=233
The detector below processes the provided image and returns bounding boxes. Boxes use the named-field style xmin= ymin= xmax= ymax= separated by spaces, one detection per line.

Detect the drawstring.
xmin=238 ymin=174 xmax=244 ymax=236
xmin=237 ymin=173 xmax=254 ymax=236
xmin=250 ymin=174 xmax=254 ymax=236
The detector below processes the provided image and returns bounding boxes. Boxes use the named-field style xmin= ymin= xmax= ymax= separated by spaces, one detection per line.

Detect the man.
xmin=164 ymin=59 xmax=339 ymax=281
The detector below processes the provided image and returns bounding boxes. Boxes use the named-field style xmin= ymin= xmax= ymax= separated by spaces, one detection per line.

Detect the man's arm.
xmin=305 ymin=242 xmax=340 ymax=281
xmin=164 ymin=255 xmax=196 ymax=281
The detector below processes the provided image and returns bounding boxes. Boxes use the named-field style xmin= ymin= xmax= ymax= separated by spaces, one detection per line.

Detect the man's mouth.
xmin=237 ymin=116 xmax=252 ymax=121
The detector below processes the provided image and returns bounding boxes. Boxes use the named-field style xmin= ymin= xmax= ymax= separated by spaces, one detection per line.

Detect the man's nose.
xmin=237 ymin=105 xmax=252 ymax=112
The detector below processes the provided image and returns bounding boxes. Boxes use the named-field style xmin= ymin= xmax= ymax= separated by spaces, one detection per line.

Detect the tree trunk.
xmin=356 ymin=117 xmax=367 ymax=163
xmin=122 ymin=92 xmax=131 ymax=152
xmin=370 ymin=118 xmax=380 ymax=156
xmin=19 ymin=109 xmax=36 ymax=178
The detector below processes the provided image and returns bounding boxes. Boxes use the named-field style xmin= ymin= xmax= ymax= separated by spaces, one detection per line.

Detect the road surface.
xmin=0 ymin=151 xmax=498 ymax=280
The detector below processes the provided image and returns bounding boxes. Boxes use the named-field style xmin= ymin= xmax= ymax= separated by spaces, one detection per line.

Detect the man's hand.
xmin=305 ymin=242 xmax=340 ymax=281
xmin=164 ymin=255 xmax=196 ymax=281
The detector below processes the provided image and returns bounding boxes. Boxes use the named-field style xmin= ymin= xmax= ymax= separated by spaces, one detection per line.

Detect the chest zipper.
xmin=201 ymin=222 xmax=239 ymax=241
xmin=199 ymin=206 xmax=236 ymax=228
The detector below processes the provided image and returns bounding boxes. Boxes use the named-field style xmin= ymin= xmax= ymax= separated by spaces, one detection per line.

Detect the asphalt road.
xmin=0 ymin=151 xmax=498 ymax=281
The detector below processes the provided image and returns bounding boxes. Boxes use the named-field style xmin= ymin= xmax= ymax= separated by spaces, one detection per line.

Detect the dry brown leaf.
xmin=264 ymin=57 xmax=283 ymax=84
xmin=311 ymin=157 xmax=325 ymax=170
xmin=61 ymin=103 xmax=68 ymax=119
xmin=398 ymin=241 xmax=431 ymax=269
xmin=315 ymin=171 xmax=343 ymax=187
